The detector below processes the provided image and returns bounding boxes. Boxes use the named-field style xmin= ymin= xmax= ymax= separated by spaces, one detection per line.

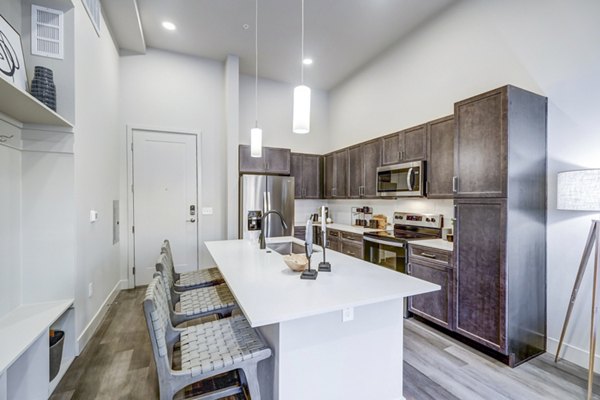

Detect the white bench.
xmin=0 ymin=299 xmax=74 ymax=400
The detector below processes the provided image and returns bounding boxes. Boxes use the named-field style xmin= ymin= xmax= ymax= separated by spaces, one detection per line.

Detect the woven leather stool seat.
xmin=178 ymin=283 xmax=236 ymax=317
xmin=180 ymin=315 xmax=271 ymax=377
xmin=177 ymin=267 xmax=224 ymax=289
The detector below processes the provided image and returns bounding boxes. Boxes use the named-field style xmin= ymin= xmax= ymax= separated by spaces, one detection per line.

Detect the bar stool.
xmin=155 ymin=253 xmax=236 ymax=326
xmin=161 ymin=239 xmax=224 ymax=290
xmin=143 ymin=275 xmax=271 ymax=400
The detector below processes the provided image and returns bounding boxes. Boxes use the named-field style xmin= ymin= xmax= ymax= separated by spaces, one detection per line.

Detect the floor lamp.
xmin=555 ymin=169 xmax=600 ymax=400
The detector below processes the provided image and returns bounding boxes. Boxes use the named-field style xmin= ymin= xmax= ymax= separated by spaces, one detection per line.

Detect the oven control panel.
xmin=393 ymin=212 xmax=443 ymax=229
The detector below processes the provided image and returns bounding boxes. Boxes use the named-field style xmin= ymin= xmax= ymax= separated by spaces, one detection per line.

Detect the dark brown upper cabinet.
xmin=291 ymin=153 xmax=322 ymax=199
xmin=347 ymin=139 xmax=381 ymax=198
xmin=239 ymin=145 xmax=291 ymax=175
xmin=324 ymin=149 xmax=348 ymax=198
xmin=324 ymin=153 xmax=334 ymax=198
xmin=454 ymin=88 xmax=506 ymax=197
xmin=426 ymin=115 xmax=455 ymax=199
xmin=347 ymin=145 xmax=363 ymax=198
xmin=381 ymin=124 xmax=427 ymax=166
xmin=381 ymin=133 xmax=400 ymax=165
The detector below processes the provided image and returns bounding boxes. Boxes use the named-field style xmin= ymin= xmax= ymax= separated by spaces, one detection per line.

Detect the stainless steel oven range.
xmin=363 ymin=211 xmax=443 ymax=317
xmin=363 ymin=212 xmax=443 ymax=273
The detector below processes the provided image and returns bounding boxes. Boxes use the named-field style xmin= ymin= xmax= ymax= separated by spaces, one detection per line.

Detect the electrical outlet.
xmin=342 ymin=307 xmax=354 ymax=322
xmin=88 ymin=282 xmax=93 ymax=298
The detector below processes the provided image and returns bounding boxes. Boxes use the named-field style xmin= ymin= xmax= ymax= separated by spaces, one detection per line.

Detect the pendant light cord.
xmin=300 ymin=0 xmax=304 ymax=85
xmin=255 ymin=0 xmax=259 ymax=128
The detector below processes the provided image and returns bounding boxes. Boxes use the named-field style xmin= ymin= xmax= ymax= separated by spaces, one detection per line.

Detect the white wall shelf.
xmin=0 ymin=299 xmax=75 ymax=400
xmin=0 ymin=79 xmax=73 ymax=128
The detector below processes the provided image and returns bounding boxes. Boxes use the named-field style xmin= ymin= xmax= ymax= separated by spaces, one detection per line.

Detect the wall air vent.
xmin=82 ymin=0 xmax=101 ymax=36
xmin=31 ymin=5 xmax=64 ymax=59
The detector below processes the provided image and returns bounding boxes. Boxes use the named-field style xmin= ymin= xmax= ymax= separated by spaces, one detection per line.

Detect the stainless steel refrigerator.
xmin=239 ymin=174 xmax=295 ymax=240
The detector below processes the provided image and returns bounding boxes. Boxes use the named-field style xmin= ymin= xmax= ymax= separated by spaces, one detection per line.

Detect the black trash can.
xmin=49 ymin=330 xmax=65 ymax=382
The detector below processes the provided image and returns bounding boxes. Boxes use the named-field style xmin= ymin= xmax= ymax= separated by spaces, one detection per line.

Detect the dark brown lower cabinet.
xmin=454 ymin=199 xmax=506 ymax=353
xmin=408 ymin=245 xmax=454 ymax=330
xmin=341 ymin=241 xmax=362 ymax=259
xmin=326 ymin=237 xmax=340 ymax=252
xmin=324 ymin=229 xmax=363 ymax=259
xmin=293 ymin=226 xmax=306 ymax=241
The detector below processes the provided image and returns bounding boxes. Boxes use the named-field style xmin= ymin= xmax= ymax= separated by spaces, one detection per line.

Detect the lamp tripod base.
xmin=300 ymin=269 xmax=318 ymax=280
xmin=318 ymin=262 xmax=331 ymax=272
xmin=555 ymin=219 xmax=600 ymax=400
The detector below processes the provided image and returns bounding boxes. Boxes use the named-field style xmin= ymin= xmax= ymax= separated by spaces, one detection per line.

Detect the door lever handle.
xmin=187 ymin=218 xmax=196 ymax=223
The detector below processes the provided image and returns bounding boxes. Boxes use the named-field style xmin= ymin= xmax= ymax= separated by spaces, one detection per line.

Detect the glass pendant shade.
xmin=293 ymin=85 xmax=311 ymax=134
xmin=250 ymin=127 xmax=262 ymax=158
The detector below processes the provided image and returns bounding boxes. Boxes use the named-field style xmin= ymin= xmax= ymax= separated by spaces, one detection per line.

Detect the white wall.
xmin=239 ymin=74 xmax=329 ymax=154
xmin=0 ymin=134 xmax=22 ymax=319
xmin=119 ymin=49 xmax=226 ymax=269
xmin=73 ymin=1 xmax=122 ymax=345
xmin=328 ymin=0 xmax=600 ymax=369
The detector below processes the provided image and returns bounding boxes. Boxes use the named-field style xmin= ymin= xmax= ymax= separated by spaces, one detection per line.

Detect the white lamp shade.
xmin=250 ymin=127 xmax=262 ymax=158
xmin=292 ymin=85 xmax=311 ymax=134
xmin=557 ymin=169 xmax=600 ymax=211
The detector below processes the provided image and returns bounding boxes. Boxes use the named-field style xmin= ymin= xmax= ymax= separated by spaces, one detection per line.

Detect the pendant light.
xmin=292 ymin=0 xmax=311 ymax=134
xmin=250 ymin=0 xmax=263 ymax=157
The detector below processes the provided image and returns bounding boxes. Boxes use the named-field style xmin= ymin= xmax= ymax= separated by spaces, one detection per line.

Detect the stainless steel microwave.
xmin=376 ymin=161 xmax=425 ymax=197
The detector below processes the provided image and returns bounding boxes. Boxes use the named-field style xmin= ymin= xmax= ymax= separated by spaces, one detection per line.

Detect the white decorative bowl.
xmin=282 ymin=254 xmax=308 ymax=272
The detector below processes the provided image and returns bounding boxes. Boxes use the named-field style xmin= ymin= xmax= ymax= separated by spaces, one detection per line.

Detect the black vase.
xmin=30 ymin=66 xmax=57 ymax=111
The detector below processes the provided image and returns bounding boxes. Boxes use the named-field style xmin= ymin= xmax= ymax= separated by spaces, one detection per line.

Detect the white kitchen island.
xmin=205 ymin=237 xmax=439 ymax=400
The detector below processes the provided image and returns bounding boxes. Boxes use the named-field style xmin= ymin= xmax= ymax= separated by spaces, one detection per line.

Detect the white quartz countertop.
xmin=205 ymin=237 xmax=439 ymax=327
xmin=407 ymin=238 xmax=454 ymax=252
xmin=295 ymin=222 xmax=384 ymax=235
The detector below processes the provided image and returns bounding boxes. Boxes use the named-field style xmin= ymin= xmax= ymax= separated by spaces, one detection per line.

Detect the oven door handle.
xmin=363 ymin=236 xmax=405 ymax=248
xmin=406 ymin=167 xmax=414 ymax=191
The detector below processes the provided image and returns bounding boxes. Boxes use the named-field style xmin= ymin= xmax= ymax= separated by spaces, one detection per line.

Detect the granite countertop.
xmin=205 ymin=236 xmax=439 ymax=327
xmin=295 ymin=222 xmax=384 ymax=235
xmin=407 ymin=238 xmax=454 ymax=252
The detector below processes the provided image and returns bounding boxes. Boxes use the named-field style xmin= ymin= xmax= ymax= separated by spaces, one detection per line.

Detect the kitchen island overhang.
xmin=205 ymin=237 xmax=439 ymax=400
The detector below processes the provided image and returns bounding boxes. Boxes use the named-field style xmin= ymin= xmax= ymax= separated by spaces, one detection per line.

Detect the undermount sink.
xmin=267 ymin=241 xmax=320 ymax=255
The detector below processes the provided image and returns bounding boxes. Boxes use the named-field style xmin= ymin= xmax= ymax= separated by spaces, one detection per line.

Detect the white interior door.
xmin=132 ymin=129 xmax=198 ymax=286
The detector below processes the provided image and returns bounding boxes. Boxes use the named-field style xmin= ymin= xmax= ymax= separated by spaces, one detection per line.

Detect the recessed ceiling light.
xmin=162 ymin=21 xmax=176 ymax=31
xmin=303 ymin=58 xmax=313 ymax=65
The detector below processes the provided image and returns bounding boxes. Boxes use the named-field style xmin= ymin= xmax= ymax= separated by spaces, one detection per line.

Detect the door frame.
xmin=126 ymin=124 xmax=202 ymax=288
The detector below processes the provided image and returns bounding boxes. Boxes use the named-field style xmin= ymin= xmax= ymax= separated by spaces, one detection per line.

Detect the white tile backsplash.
xmin=295 ymin=198 xmax=454 ymax=229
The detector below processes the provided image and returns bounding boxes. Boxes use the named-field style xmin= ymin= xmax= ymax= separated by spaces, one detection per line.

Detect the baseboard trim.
xmin=547 ymin=336 xmax=600 ymax=372
xmin=76 ymin=279 xmax=127 ymax=353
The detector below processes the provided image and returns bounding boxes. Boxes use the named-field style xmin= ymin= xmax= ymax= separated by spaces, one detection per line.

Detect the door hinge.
xmin=131 ymin=142 xmax=133 ymax=151
xmin=132 ymin=226 xmax=135 ymax=234
xmin=133 ymin=267 xmax=135 ymax=275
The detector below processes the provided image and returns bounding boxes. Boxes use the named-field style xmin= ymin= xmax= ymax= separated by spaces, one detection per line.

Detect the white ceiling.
xmin=112 ymin=0 xmax=458 ymax=90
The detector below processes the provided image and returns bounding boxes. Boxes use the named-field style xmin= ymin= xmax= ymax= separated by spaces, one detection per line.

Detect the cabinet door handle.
xmin=407 ymin=263 xmax=412 ymax=274
xmin=452 ymin=176 xmax=458 ymax=193
xmin=421 ymin=253 xmax=437 ymax=259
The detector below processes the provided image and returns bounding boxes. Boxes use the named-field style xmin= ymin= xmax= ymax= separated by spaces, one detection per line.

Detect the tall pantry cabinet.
xmin=452 ymin=85 xmax=547 ymax=366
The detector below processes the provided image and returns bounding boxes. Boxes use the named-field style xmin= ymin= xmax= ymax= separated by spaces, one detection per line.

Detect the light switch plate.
xmin=202 ymin=207 xmax=213 ymax=215
xmin=342 ymin=307 xmax=354 ymax=322
xmin=90 ymin=210 xmax=98 ymax=223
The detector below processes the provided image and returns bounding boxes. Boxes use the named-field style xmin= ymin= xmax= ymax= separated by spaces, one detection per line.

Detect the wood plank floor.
xmin=50 ymin=287 xmax=600 ymax=399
